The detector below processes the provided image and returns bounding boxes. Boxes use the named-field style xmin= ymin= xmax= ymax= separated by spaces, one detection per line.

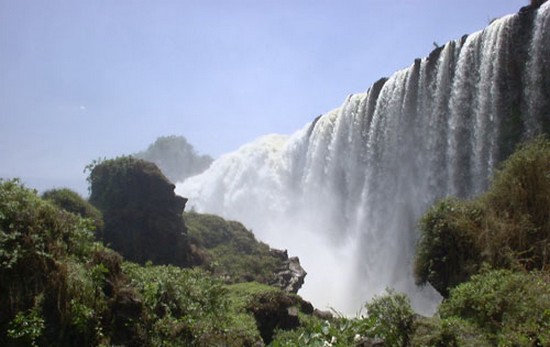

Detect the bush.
xmin=365 ymin=288 xmax=415 ymax=347
xmin=122 ymin=262 xmax=247 ymax=346
xmin=482 ymin=136 xmax=550 ymax=270
xmin=412 ymin=316 xmax=491 ymax=347
xmin=0 ymin=179 xmax=302 ymax=346
xmin=414 ymin=136 xmax=550 ymax=296
xmin=0 ymin=179 xmax=106 ymax=346
xmin=42 ymin=188 xmax=104 ymax=235
xmin=414 ymin=198 xmax=484 ymax=297
xmin=185 ymin=212 xmax=283 ymax=285
xmin=439 ymin=269 xmax=550 ymax=345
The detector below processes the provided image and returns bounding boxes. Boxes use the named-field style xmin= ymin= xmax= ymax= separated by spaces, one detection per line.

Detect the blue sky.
xmin=0 ymin=0 xmax=527 ymax=194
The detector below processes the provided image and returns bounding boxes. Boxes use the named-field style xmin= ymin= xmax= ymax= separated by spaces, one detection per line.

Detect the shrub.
xmin=6 ymin=294 xmax=45 ymax=347
xmin=439 ymin=269 xmax=550 ymax=345
xmin=123 ymin=263 xmax=237 ymax=346
xmin=414 ymin=197 xmax=484 ymax=297
xmin=414 ymin=136 xmax=550 ymax=296
xmin=42 ymin=188 xmax=104 ymax=235
xmin=0 ymin=179 xmax=105 ymax=345
xmin=271 ymin=311 xmax=376 ymax=347
xmin=481 ymin=136 xmax=550 ymax=270
xmin=412 ymin=316 xmax=491 ymax=347
xmin=365 ymin=288 xmax=415 ymax=347
xmin=185 ymin=212 xmax=282 ymax=285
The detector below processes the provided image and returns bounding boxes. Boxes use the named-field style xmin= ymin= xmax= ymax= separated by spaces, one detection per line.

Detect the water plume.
xmin=177 ymin=4 xmax=550 ymax=315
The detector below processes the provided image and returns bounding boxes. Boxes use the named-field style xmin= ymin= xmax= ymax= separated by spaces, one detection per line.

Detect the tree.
xmin=134 ymin=135 xmax=213 ymax=183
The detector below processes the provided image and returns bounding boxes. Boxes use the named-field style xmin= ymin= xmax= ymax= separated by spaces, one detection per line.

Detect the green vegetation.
xmin=270 ymin=289 xmax=414 ymax=347
xmin=135 ymin=135 xmax=213 ymax=183
xmin=412 ymin=316 xmax=492 ymax=346
xmin=42 ymin=188 xmax=104 ymax=235
xmin=0 ymin=178 xmax=305 ymax=346
xmin=415 ymin=136 xmax=550 ymax=296
xmin=2 ymin=136 xmax=549 ymax=346
xmin=408 ymin=137 xmax=550 ymax=345
xmin=122 ymin=263 xmax=262 ymax=346
xmin=365 ymin=289 xmax=415 ymax=347
xmin=0 ymin=178 xmax=110 ymax=346
xmin=413 ymin=197 xmax=484 ymax=297
xmin=439 ymin=269 xmax=550 ymax=345
xmin=185 ymin=211 xmax=283 ymax=285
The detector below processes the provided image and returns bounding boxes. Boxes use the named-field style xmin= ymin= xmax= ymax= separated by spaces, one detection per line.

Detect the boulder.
xmin=89 ymin=156 xmax=193 ymax=266
xmin=269 ymin=250 xmax=307 ymax=293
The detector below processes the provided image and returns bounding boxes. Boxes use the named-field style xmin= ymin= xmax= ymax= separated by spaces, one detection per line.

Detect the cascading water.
xmin=177 ymin=4 xmax=550 ymax=315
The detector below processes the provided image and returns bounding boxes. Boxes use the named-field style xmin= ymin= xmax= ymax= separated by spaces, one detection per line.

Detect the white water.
xmin=177 ymin=4 xmax=550 ymax=315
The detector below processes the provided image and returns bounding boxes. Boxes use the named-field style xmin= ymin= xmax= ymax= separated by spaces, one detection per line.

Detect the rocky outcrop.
xmin=269 ymin=249 xmax=307 ymax=294
xmin=247 ymin=290 xmax=313 ymax=345
xmin=89 ymin=156 xmax=192 ymax=266
xmin=522 ymin=0 xmax=548 ymax=12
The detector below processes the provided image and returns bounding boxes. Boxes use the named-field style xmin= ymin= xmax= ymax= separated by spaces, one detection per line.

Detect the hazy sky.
xmin=0 ymin=0 xmax=527 ymax=194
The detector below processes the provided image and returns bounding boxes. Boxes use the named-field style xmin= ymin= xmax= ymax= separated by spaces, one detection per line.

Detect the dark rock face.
xmin=91 ymin=247 xmax=145 ymax=347
xmin=89 ymin=156 xmax=192 ymax=266
xmin=269 ymin=249 xmax=307 ymax=293
xmin=110 ymin=287 xmax=143 ymax=347
xmin=313 ymin=308 xmax=333 ymax=320
xmin=522 ymin=0 xmax=547 ymax=12
xmin=247 ymin=291 xmax=310 ymax=345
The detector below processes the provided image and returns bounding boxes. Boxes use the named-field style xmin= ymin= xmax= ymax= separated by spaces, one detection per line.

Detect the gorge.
xmin=177 ymin=2 xmax=550 ymax=314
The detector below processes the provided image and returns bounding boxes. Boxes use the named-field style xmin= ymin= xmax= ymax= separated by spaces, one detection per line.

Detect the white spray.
xmin=177 ymin=4 xmax=550 ymax=315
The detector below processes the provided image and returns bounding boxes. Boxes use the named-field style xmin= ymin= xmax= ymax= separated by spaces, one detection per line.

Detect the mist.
xmin=176 ymin=3 xmax=550 ymax=315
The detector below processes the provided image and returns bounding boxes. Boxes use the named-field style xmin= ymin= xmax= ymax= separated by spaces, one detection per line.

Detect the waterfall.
xmin=177 ymin=4 xmax=550 ymax=315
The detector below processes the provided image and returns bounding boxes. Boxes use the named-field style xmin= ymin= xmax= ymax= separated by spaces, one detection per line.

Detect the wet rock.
xmin=247 ymin=291 xmax=302 ymax=345
xmin=269 ymin=250 xmax=307 ymax=293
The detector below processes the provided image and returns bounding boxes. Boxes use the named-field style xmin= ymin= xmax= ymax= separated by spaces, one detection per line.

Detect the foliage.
xmin=123 ymin=262 xmax=262 ymax=346
xmin=411 ymin=316 xmax=491 ymax=347
xmin=2 ymin=136 xmax=547 ymax=346
xmin=0 ymin=179 xmax=109 ymax=346
xmin=271 ymin=314 xmax=373 ymax=347
xmin=414 ymin=136 xmax=550 ymax=296
xmin=6 ymin=294 xmax=45 ymax=347
xmin=270 ymin=289 xmax=415 ymax=347
xmin=87 ymin=155 xmax=169 ymax=211
xmin=42 ymin=188 xmax=104 ymax=235
xmin=365 ymin=288 xmax=415 ymax=347
xmin=414 ymin=197 xmax=484 ymax=297
xmin=481 ymin=136 xmax=550 ymax=270
xmin=134 ymin=135 xmax=213 ymax=183
xmin=225 ymin=282 xmax=281 ymax=344
xmin=439 ymin=269 xmax=550 ymax=346
xmin=0 ymin=179 xmax=269 ymax=346
xmin=185 ymin=212 xmax=283 ymax=285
